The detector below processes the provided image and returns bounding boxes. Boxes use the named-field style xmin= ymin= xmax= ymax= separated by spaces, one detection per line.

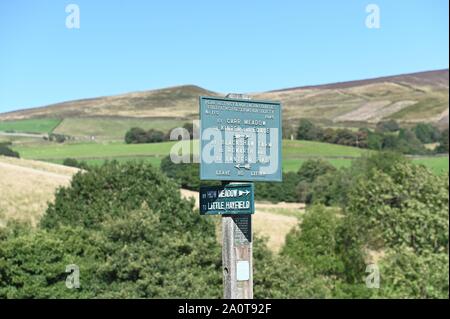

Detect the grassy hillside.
xmin=0 ymin=70 xmax=448 ymax=127
xmin=0 ymin=85 xmax=217 ymax=121
xmin=0 ymin=118 xmax=61 ymax=133
xmin=53 ymin=117 xmax=185 ymax=141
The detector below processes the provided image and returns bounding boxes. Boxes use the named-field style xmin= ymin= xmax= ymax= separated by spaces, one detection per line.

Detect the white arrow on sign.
xmin=235 ymin=163 xmax=251 ymax=170
xmin=238 ymin=190 xmax=250 ymax=197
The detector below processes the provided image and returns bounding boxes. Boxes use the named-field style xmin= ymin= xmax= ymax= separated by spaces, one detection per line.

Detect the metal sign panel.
xmin=199 ymin=183 xmax=255 ymax=215
xmin=200 ymin=96 xmax=282 ymax=182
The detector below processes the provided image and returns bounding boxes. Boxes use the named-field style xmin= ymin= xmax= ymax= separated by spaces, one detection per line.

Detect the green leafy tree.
xmin=413 ymin=123 xmax=441 ymax=144
xmin=436 ymin=128 xmax=449 ymax=153
xmin=297 ymin=119 xmax=322 ymax=141
xmin=282 ymin=206 xmax=345 ymax=276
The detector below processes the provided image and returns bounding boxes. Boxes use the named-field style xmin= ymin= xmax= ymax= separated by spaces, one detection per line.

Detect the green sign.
xmin=200 ymin=184 xmax=254 ymax=215
xmin=199 ymin=96 xmax=282 ymax=182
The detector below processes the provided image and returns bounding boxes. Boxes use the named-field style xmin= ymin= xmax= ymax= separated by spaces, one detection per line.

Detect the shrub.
xmin=296 ymin=159 xmax=336 ymax=203
xmin=377 ymin=249 xmax=449 ymax=299
xmin=297 ymin=119 xmax=322 ymax=140
xmin=0 ymin=145 xmax=19 ymax=158
xmin=436 ymin=128 xmax=449 ymax=153
xmin=124 ymin=128 xmax=167 ymax=144
xmin=255 ymin=172 xmax=301 ymax=203
xmin=62 ymin=158 xmax=90 ymax=170
xmin=413 ymin=123 xmax=441 ymax=144
xmin=282 ymin=206 xmax=345 ymax=276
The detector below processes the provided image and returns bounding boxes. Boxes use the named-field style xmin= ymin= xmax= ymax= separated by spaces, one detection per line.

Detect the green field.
xmin=0 ymin=118 xmax=61 ymax=134
xmin=53 ymin=117 xmax=186 ymax=141
xmin=13 ymin=140 xmax=367 ymax=161
xmin=411 ymin=157 xmax=449 ymax=175
xmin=12 ymin=139 xmax=448 ymax=174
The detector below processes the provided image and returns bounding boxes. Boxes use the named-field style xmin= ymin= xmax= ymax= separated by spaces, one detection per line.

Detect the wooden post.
xmin=222 ymin=186 xmax=253 ymax=299
xmin=222 ymin=92 xmax=253 ymax=299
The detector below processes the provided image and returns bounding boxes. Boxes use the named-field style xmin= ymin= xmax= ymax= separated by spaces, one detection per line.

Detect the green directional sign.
xmin=199 ymin=96 xmax=282 ymax=182
xmin=199 ymin=183 xmax=254 ymax=215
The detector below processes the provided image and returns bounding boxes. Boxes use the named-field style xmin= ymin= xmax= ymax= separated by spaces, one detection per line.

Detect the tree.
xmin=296 ymin=159 xmax=337 ymax=204
xmin=125 ymin=127 xmax=147 ymax=144
xmin=436 ymin=128 xmax=449 ymax=153
xmin=413 ymin=123 xmax=441 ymax=144
xmin=282 ymin=205 xmax=345 ymax=276
xmin=297 ymin=159 xmax=336 ymax=183
xmin=62 ymin=158 xmax=90 ymax=170
xmin=145 ymin=129 xmax=165 ymax=143
xmin=125 ymin=127 xmax=167 ymax=144
xmin=297 ymin=119 xmax=321 ymax=141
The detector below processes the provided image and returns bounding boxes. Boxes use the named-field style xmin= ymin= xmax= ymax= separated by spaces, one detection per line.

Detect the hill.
xmin=0 ymin=70 xmax=448 ymax=128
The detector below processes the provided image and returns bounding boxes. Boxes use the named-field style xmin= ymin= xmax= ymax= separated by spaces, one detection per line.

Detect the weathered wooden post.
xmin=199 ymin=94 xmax=282 ymax=299
xmin=222 ymin=183 xmax=254 ymax=299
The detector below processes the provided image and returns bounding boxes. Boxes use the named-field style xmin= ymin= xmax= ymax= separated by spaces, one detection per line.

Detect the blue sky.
xmin=0 ymin=0 xmax=448 ymax=113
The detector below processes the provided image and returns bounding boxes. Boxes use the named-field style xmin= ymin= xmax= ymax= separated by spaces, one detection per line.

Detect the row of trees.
xmin=124 ymin=123 xmax=196 ymax=144
xmin=296 ymin=119 xmax=448 ymax=155
xmin=125 ymin=127 xmax=168 ymax=144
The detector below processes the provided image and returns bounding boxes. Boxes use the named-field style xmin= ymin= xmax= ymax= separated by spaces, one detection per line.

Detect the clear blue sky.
xmin=0 ymin=0 xmax=448 ymax=113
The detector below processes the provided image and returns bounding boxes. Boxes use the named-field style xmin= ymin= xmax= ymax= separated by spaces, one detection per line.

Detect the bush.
xmin=377 ymin=249 xmax=449 ymax=299
xmin=346 ymin=161 xmax=448 ymax=253
xmin=296 ymin=160 xmax=336 ymax=203
xmin=49 ymin=133 xmax=67 ymax=143
xmin=413 ymin=123 xmax=441 ymax=144
xmin=62 ymin=158 xmax=90 ymax=170
xmin=41 ymin=161 xmax=202 ymax=230
xmin=255 ymin=172 xmax=301 ymax=203
xmin=436 ymin=128 xmax=449 ymax=153
xmin=1 ymin=161 xmax=224 ymax=298
xmin=125 ymin=127 xmax=167 ymax=144
xmin=0 ymin=145 xmax=19 ymax=158
xmin=282 ymin=206 xmax=345 ymax=276
xmin=254 ymin=237 xmax=332 ymax=298
xmin=297 ymin=119 xmax=322 ymax=140
xmin=297 ymin=159 xmax=336 ymax=183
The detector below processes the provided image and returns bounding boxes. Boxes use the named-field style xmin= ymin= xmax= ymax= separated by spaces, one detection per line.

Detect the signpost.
xmin=200 ymin=184 xmax=254 ymax=215
xmin=199 ymin=96 xmax=282 ymax=182
xmin=199 ymin=95 xmax=282 ymax=299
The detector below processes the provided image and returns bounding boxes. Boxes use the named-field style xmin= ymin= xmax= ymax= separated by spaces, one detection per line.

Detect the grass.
xmin=12 ymin=139 xmax=448 ymax=175
xmin=53 ymin=117 xmax=186 ymax=141
xmin=389 ymin=98 xmax=448 ymax=121
xmin=13 ymin=139 xmax=366 ymax=161
xmin=0 ymin=118 xmax=61 ymax=134
xmin=412 ymin=157 xmax=449 ymax=175
xmin=0 ymin=156 xmax=78 ymax=227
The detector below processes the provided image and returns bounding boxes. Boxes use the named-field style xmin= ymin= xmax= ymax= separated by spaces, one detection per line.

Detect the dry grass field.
xmin=0 ymin=156 xmax=79 ymax=227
